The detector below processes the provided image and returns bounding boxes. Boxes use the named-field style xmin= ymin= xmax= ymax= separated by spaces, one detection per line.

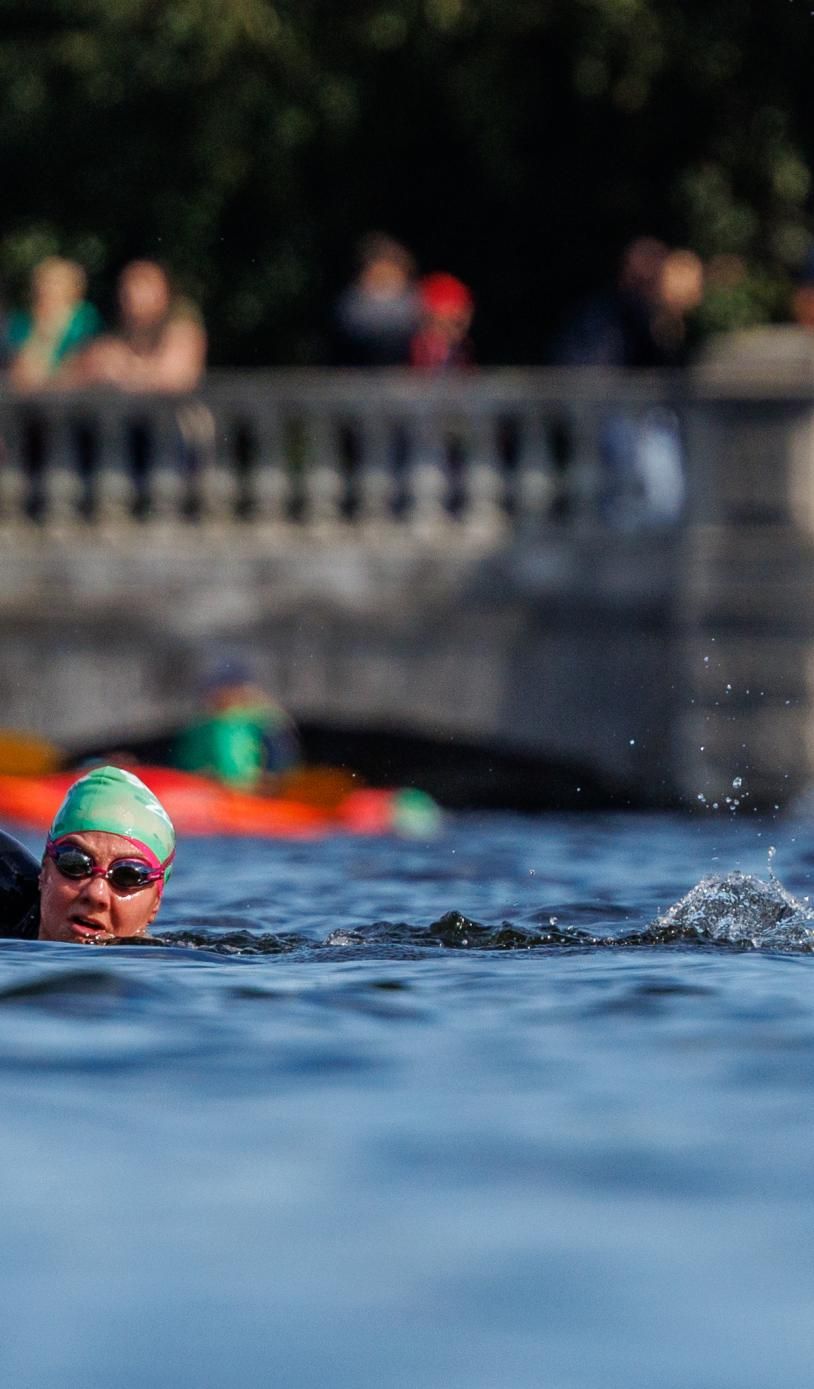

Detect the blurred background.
xmin=2 ymin=0 xmax=814 ymax=814
xmin=6 ymin=12 xmax=814 ymax=1389
xmin=1 ymin=0 xmax=812 ymax=363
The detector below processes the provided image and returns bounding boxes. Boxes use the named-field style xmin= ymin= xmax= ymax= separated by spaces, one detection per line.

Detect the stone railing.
xmin=0 ymin=368 xmax=686 ymax=535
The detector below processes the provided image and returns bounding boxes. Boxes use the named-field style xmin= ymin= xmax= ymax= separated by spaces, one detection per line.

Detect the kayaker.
xmin=0 ymin=765 xmax=175 ymax=944
xmin=172 ymin=658 xmax=300 ymax=792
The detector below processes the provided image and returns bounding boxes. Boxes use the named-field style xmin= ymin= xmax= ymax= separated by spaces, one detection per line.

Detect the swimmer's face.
xmin=38 ymin=830 xmax=162 ymax=945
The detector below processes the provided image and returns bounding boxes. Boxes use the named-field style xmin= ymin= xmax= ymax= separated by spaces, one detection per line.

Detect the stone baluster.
xmin=95 ymin=405 xmax=137 ymax=529
xmin=251 ymin=404 xmax=290 ymax=528
xmin=303 ymin=407 xmax=344 ymax=528
xmin=565 ymin=398 xmax=604 ymax=523
xmin=513 ymin=407 xmax=558 ymax=530
xmin=192 ymin=401 xmax=234 ymax=524
xmin=42 ymin=408 xmax=82 ymax=531
xmin=464 ymin=407 xmax=506 ymax=535
xmin=147 ymin=403 xmax=185 ymax=524
xmin=0 ymin=405 xmax=32 ymax=530
xmin=405 ymin=404 xmax=449 ymax=533
xmin=355 ymin=408 xmax=395 ymax=525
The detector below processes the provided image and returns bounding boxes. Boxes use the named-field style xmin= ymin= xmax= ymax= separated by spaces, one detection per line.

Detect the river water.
xmin=2 ymin=810 xmax=814 ymax=1388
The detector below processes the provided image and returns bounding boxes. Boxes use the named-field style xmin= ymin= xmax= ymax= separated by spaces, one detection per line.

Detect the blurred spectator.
xmin=172 ymin=658 xmax=300 ymax=791
xmin=552 ymin=236 xmax=670 ymax=367
xmin=410 ymin=273 xmax=475 ymax=370
xmin=553 ymin=238 xmax=700 ymax=526
xmin=7 ymin=257 xmax=101 ymax=390
xmin=70 ymin=261 xmax=209 ymax=514
xmin=333 ymin=233 xmax=420 ymax=366
xmin=650 ymin=249 xmax=705 ymax=364
xmin=76 ymin=260 xmax=205 ymax=393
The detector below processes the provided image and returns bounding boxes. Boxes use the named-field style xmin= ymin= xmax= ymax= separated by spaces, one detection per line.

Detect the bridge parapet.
xmin=0 ymin=368 xmax=684 ymax=536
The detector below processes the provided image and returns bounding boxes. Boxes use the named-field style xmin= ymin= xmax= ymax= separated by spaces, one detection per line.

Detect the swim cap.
xmin=48 ymin=766 xmax=176 ymax=880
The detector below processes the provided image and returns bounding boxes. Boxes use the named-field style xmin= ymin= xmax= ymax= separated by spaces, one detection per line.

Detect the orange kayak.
xmin=0 ymin=765 xmax=418 ymax=838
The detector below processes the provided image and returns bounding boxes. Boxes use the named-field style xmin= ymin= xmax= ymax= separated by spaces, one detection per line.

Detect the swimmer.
xmin=0 ymin=766 xmax=175 ymax=944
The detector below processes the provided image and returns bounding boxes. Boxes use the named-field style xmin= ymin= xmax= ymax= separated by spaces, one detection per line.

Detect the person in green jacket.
xmin=173 ymin=660 xmax=300 ymax=792
xmin=8 ymin=256 xmax=101 ymax=390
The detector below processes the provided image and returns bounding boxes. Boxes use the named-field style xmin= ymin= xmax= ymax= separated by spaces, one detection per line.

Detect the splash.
xmin=652 ymin=871 xmax=814 ymax=950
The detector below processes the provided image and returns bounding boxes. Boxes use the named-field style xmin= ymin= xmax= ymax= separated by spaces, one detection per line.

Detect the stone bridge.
xmin=1 ymin=356 xmax=813 ymax=808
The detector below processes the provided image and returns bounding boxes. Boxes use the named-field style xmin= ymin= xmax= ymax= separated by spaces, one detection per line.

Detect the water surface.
xmin=2 ymin=811 xmax=814 ymax=1389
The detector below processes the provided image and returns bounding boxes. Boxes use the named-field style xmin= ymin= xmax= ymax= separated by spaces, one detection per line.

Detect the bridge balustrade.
xmin=0 ymin=369 xmax=683 ymax=535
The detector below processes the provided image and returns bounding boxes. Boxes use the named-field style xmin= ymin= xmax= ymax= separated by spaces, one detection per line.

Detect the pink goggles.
xmin=45 ymin=838 xmax=175 ymax=894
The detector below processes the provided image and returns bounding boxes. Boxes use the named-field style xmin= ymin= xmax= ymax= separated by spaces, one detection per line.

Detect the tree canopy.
xmin=1 ymin=0 xmax=813 ymax=362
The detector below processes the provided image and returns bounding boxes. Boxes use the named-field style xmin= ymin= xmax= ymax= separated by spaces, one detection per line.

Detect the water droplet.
xmin=732 ymin=776 xmax=742 ymax=789
xmin=528 ymin=869 xmax=535 ymax=877
xmin=703 ymin=655 xmax=710 ymax=665
xmin=549 ymin=915 xmax=558 ymax=926
xmin=629 ymin=738 xmax=636 ymax=746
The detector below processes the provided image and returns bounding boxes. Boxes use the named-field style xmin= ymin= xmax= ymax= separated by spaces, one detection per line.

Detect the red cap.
xmin=419 ymin=273 xmax=474 ymax=316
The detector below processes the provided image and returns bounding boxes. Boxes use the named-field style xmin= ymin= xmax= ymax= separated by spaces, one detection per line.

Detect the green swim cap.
xmin=48 ymin=766 xmax=176 ymax=878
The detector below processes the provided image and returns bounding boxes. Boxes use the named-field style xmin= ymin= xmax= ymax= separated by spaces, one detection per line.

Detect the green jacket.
xmin=172 ymin=703 xmax=299 ymax=790
xmin=8 ymin=301 xmax=101 ymax=372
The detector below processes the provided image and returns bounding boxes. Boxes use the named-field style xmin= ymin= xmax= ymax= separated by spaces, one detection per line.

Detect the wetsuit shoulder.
xmin=0 ymin=830 xmax=41 ymax=939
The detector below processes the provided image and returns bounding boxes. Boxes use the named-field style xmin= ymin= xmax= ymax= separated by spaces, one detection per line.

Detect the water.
xmin=2 ymin=811 xmax=814 ymax=1388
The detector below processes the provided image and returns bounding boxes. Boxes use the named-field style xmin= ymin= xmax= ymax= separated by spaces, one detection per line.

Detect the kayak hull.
xmin=0 ymin=767 xmax=404 ymax=838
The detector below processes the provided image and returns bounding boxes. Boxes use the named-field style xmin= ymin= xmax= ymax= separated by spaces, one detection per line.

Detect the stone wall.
xmin=0 ymin=526 xmax=678 ymax=803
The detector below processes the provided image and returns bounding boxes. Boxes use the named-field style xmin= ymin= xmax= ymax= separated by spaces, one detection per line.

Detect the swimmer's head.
xmin=47 ymin=765 xmax=175 ymax=884
xmin=39 ymin=767 xmax=175 ymax=945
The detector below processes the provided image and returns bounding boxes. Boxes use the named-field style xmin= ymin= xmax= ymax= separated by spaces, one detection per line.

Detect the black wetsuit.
xmin=0 ymin=830 xmax=40 ymax=939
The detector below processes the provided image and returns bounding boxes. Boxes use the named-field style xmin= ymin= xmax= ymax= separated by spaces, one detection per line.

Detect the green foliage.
xmin=1 ymin=0 xmax=813 ymax=361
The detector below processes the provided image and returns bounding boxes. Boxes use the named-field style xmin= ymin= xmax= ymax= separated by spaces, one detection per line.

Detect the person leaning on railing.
xmin=66 ymin=260 xmax=210 ymax=513
xmin=409 ymin=273 xmax=475 ymax=371
xmin=4 ymin=257 xmax=103 ymax=517
xmin=7 ymin=256 xmax=101 ymax=391
xmin=69 ymin=260 xmax=204 ymax=393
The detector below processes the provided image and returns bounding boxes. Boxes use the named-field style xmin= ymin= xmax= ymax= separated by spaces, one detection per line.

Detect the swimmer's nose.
xmin=79 ymin=872 xmax=112 ymax=905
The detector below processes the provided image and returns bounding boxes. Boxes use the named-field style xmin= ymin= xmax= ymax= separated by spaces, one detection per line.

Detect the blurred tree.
xmin=0 ymin=0 xmax=812 ymax=362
